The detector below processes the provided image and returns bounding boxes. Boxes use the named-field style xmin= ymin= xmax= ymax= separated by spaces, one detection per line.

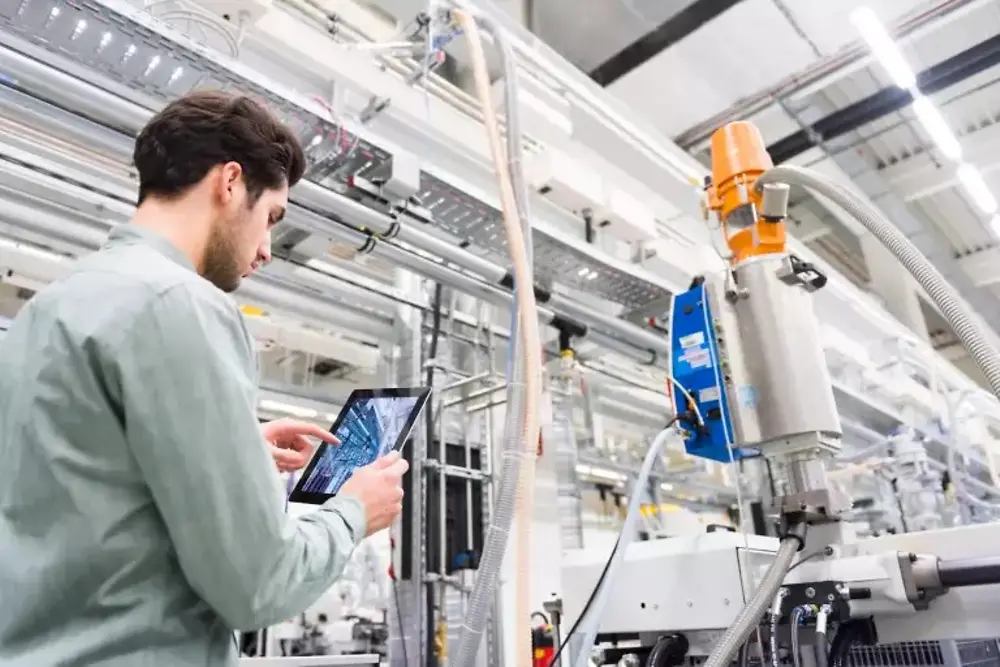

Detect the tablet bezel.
xmin=287 ymin=387 xmax=430 ymax=505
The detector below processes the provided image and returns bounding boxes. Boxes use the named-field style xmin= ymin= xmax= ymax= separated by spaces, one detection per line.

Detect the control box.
xmin=670 ymin=281 xmax=749 ymax=462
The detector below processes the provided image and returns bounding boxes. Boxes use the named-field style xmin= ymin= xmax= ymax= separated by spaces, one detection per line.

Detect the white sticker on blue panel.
xmin=678 ymin=332 xmax=705 ymax=349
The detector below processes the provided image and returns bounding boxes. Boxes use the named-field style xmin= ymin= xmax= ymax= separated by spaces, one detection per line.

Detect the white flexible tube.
xmin=452 ymin=11 xmax=542 ymax=667
xmin=756 ymin=166 xmax=1000 ymax=404
xmin=571 ymin=427 xmax=676 ymax=667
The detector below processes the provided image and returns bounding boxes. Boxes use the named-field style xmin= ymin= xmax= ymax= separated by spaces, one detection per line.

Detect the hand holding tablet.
xmin=340 ymin=451 xmax=409 ymax=536
xmin=289 ymin=388 xmax=430 ymax=505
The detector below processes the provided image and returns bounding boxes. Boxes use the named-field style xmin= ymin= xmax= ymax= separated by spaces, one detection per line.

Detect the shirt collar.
xmin=105 ymin=224 xmax=196 ymax=272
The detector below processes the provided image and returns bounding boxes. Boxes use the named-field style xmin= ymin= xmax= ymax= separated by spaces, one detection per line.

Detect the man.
xmin=0 ymin=91 xmax=408 ymax=666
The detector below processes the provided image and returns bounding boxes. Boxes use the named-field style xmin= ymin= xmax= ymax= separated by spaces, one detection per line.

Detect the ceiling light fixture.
xmin=850 ymin=7 xmax=916 ymax=90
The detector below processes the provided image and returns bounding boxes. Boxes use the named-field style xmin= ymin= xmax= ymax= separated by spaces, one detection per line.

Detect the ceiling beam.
xmin=589 ymin=0 xmax=747 ymax=87
xmin=768 ymin=33 xmax=1000 ymax=164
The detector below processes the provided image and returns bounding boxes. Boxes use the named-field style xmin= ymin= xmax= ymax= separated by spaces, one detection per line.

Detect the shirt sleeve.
xmin=117 ymin=282 xmax=367 ymax=631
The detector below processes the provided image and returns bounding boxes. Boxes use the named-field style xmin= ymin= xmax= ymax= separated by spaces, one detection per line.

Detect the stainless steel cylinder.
xmin=729 ymin=254 xmax=842 ymax=448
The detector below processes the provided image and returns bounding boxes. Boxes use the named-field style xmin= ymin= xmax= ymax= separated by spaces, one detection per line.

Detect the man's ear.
xmin=217 ymin=161 xmax=243 ymax=204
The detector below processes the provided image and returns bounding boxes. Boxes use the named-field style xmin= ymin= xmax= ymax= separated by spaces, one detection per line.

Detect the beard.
xmin=201 ymin=213 xmax=245 ymax=293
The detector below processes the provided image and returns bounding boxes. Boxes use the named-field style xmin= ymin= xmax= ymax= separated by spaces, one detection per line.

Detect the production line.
xmin=3 ymin=0 xmax=1000 ymax=666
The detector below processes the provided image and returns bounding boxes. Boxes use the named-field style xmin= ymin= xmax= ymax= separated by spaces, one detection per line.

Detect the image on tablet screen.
xmin=299 ymin=395 xmax=419 ymax=496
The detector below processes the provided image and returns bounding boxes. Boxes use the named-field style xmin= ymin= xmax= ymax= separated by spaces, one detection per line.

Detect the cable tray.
xmin=0 ymin=0 xmax=674 ymax=311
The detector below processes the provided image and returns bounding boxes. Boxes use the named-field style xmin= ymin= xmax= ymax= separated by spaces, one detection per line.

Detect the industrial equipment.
xmin=2 ymin=0 xmax=1000 ymax=664
xmin=561 ymin=120 xmax=1000 ymax=667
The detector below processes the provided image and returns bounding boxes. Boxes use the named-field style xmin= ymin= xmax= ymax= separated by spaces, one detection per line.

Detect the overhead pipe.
xmin=0 ymin=44 xmax=670 ymax=363
xmin=675 ymin=0 xmax=989 ymax=149
xmin=767 ymin=31 xmax=1000 ymax=163
xmin=0 ymin=151 xmax=399 ymax=342
xmin=289 ymin=205 xmax=664 ymax=366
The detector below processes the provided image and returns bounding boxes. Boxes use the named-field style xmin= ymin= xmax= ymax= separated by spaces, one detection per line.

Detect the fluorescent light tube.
xmin=850 ymin=7 xmax=916 ymax=89
xmin=957 ymin=164 xmax=997 ymax=214
xmin=911 ymin=96 xmax=962 ymax=160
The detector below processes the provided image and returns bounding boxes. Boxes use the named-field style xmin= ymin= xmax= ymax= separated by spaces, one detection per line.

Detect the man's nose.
xmin=257 ymin=236 xmax=272 ymax=266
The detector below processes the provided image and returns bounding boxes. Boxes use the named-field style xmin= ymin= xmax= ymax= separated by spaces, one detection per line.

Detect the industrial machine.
xmin=561 ymin=122 xmax=1000 ymax=667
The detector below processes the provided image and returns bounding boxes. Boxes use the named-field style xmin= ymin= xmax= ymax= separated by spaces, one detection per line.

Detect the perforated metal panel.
xmin=0 ymin=0 xmax=673 ymax=311
xmin=847 ymin=639 xmax=1000 ymax=667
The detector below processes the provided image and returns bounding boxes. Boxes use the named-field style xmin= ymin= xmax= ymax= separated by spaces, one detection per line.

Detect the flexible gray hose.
xmin=703 ymin=524 xmax=805 ymax=667
xmin=572 ymin=428 xmax=676 ymax=667
xmin=451 ymin=374 xmax=527 ymax=665
xmin=790 ymin=607 xmax=804 ymax=667
xmin=450 ymin=15 xmax=535 ymax=667
xmin=756 ymin=166 xmax=1000 ymax=404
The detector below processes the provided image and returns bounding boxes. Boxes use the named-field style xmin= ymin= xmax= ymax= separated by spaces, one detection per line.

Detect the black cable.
xmin=546 ymin=535 xmax=619 ymax=667
xmin=531 ymin=611 xmax=550 ymax=625
xmin=827 ymin=621 xmax=862 ymax=667
xmin=786 ymin=546 xmax=835 ymax=574
xmin=424 ymin=283 xmax=443 ymax=667
xmin=393 ymin=580 xmax=410 ymax=667
xmin=763 ymin=457 xmax=777 ymax=499
xmin=548 ymin=416 xmax=682 ymax=667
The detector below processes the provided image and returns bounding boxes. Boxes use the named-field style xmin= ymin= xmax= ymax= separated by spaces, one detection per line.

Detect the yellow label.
xmin=240 ymin=304 xmax=265 ymax=317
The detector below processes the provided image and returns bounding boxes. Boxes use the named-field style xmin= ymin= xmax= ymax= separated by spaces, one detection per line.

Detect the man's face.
xmin=203 ymin=163 xmax=287 ymax=293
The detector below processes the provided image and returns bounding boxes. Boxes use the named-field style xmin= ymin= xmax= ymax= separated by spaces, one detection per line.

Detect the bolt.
xmin=827 ymin=594 xmax=836 ymax=602
xmin=687 ymin=601 xmax=693 ymax=608
xmin=723 ymin=599 xmax=730 ymax=606
xmin=909 ymin=553 xmax=918 ymax=563
xmin=805 ymin=587 xmax=816 ymax=599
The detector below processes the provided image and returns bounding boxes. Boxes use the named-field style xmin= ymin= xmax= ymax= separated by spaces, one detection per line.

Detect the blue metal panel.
xmin=670 ymin=283 xmax=747 ymax=462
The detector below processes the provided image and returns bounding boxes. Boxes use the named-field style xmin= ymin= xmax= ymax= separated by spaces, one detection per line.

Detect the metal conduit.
xmin=0 ymin=43 xmax=670 ymax=361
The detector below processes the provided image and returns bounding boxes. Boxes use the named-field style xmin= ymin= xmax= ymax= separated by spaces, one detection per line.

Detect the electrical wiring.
xmin=545 ymin=535 xmax=620 ymax=667
xmin=393 ymin=581 xmax=409 ymax=667
xmin=785 ymin=546 xmax=835 ymax=574
xmin=550 ymin=415 xmax=683 ymax=667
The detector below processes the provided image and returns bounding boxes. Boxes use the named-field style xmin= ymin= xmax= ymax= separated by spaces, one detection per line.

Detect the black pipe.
xmin=938 ymin=557 xmax=1000 ymax=588
xmin=768 ymin=33 xmax=1000 ymax=163
xmin=589 ymin=0 xmax=747 ymax=86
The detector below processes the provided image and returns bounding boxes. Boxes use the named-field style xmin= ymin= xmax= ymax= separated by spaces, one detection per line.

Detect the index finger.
xmin=296 ymin=423 xmax=339 ymax=444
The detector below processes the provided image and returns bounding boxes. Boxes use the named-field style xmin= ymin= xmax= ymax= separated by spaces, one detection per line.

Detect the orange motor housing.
xmin=706 ymin=121 xmax=786 ymax=264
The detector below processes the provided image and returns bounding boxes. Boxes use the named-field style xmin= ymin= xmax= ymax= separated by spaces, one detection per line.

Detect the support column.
xmin=860 ymin=232 xmax=930 ymax=342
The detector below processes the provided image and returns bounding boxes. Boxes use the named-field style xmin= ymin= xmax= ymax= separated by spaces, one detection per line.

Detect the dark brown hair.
xmin=133 ymin=91 xmax=306 ymax=205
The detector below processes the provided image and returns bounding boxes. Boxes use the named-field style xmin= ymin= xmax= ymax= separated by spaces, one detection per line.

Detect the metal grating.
xmin=847 ymin=639 xmax=1000 ymax=667
xmin=0 ymin=0 xmax=673 ymax=311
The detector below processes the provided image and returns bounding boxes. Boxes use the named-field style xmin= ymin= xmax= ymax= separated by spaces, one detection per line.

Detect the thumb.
xmin=371 ymin=451 xmax=401 ymax=469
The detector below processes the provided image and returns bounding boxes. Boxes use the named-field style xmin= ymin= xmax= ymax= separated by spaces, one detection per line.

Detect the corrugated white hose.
xmin=703 ymin=530 xmax=803 ymax=667
xmin=756 ymin=166 xmax=1000 ymax=403
xmin=572 ymin=427 xmax=675 ymax=667
xmin=451 ymin=11 xmax=543 ymax=667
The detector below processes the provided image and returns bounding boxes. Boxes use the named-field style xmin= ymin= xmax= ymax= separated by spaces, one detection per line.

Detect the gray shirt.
xmin=0 ymin=225 xmax=366 ymax=666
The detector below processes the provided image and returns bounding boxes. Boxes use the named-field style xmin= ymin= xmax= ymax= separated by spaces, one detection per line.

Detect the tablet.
xmin=288 ymin=387 xmax=431 ymax=504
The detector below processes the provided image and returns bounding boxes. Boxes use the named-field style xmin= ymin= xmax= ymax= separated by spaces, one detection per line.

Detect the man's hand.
xmin=339 ymin=451 xmax=409 ymax=536
xmin=260 ymin=418 xmax=337 ymax=473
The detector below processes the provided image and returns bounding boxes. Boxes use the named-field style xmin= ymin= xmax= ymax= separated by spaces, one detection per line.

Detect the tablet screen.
xmin=289 ymin=388 xmax=430 ymax=503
